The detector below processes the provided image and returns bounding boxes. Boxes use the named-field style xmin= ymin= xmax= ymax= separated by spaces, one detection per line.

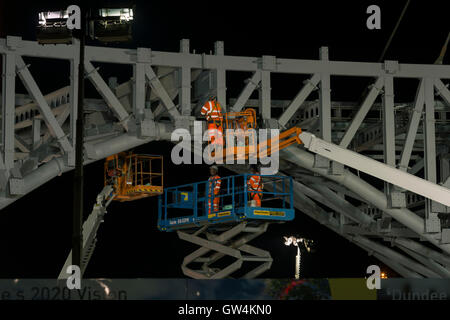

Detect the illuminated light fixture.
xmin=36 ymin=10 xmax=73 ymax=44
xmin=89 ymin=7 xmax=135 ymax=43
xmin=36 ymin=6 xmax=135 ymax=45
xmin=98 ymin=8 xmax=134 ymax=21
xmin=283 ymin=236 xmax=315 ymax=279
xmin=381 ymin=272 xmax=388 ymax=279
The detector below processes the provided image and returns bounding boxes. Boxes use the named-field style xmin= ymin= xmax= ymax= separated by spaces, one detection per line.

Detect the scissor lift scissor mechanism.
xmin=178 ymin=222 xmax=273 ymax=279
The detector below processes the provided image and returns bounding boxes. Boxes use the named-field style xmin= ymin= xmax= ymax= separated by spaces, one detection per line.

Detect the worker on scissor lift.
xmin=207 ymin=165 xmax=222 ymax=214
xmin=247 ymin=164 xmax=263 ymax=207
xmin=201 ymin=96 xmax=224 ymax=146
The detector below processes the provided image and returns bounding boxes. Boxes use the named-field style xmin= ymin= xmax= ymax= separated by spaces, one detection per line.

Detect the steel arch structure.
xmin=1 ymin=36 xmax=450 ymax=278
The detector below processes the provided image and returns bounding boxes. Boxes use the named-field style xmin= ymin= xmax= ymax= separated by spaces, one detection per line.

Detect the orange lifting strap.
xmin=104 ymin=152 xmax=163 ymax=202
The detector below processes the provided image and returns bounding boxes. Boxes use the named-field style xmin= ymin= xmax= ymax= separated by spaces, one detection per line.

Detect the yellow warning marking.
xmin=181 ymin=192 xmax=189 ymax=201
xmin=217 ymin=211 xmax=231 ymax=217
xmin=253 ymin=210 xmax=285 ymax=217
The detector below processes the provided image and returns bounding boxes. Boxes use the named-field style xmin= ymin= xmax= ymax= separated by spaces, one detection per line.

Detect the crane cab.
xmin=104 ymin=152 xmax=163 ymax=201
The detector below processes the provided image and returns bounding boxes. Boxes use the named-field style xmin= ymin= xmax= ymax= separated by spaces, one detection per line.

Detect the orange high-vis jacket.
xmin=208 ymin=175 xmax=221 ymax=195
xmin=247 ymin=175 xmax=262 ymax=193
xmin=201 ymin=100 xmax=223 ymax=121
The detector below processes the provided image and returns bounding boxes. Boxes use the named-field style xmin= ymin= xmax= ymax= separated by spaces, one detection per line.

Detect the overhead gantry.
xmin=1 ymin=35 xmax=450 ymax=278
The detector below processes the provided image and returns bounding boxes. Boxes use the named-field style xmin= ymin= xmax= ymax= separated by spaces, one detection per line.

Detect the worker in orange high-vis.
xmin=201 ymin=96 xmax=224 ymax=146
xmin=207 ymin=165 xmax=222 ymax=214
xmin=247 ymin=165 xmax=263 ymax=207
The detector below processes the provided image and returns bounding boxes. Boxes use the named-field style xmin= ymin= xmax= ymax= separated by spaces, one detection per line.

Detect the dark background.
xmin=0 ymin=0 xmax=448 ymax=278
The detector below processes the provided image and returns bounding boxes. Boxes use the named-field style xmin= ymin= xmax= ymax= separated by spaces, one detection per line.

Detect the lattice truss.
xmin=1 ymin=36 xmax=450 ymax=278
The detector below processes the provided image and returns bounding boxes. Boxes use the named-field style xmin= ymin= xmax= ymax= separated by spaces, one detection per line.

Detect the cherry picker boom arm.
xmin=219 ymin=126 xmax=303 ymax=161
xmin=58 ymin=185 xmax=115 ymax=279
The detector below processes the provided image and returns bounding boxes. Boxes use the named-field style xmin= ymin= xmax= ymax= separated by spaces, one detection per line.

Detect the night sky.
xmin=0 ymin=0 xmax=448 ymax=279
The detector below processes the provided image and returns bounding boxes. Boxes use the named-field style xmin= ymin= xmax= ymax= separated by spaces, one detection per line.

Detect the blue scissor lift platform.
xmin=157 ymin=174 xmax=295 ymax=279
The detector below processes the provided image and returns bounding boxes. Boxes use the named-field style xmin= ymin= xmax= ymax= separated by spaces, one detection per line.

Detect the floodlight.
xmin=36 ymin=10 xmax=73 ymax=44
xmin=89 ymin=7 xmax=134 ymax=43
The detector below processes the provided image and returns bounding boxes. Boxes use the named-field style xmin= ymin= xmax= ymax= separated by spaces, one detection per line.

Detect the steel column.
xmin=259 ymin=70 xmax=271 ymax=120
xmin=319 ymin=47 xmax=331 ymax=142
xmin=423 ymin=77 xmax=440 ymax=233
xmin=1 ymin=53 xmax=15 ymax=170
xmin=214 ymin=41 xmax=226 ymax=112
xmin=179 ymin=40 xmax=191 ymax=117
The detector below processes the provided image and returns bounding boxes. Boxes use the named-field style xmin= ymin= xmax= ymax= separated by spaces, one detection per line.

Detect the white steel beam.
xmin=423 ymin=78 xmax=437 ymax=185
xmin=352 ymin=235 xmax=440 ymax=278
xmin=300 ymin=131 xmax=450 ymax=207
xmin=40 ymin=105 xmax=71 ymax=145
xmin=0 ymin=37 xmax=76 ymax=60
xmin=133 ymin=62 xmax=147 ymax=122
xmin=364 ymin=249 xmax=423 ymax=278
xmin=144 ymin=65 xmax=181 ymax=120
xmin=398 ymin=80 xmax=424 ymax=171
xmin=393 ymin=238 xmax=450 ymax=268
xmin=310 ymin=183 xmax=375 ymax=228
xmin=259 ymin=70 xmax=271 ymax=120
xmin=214 ymin=41 xmax=227 ymax=112
xmin=423 ymin=77 xmax=440 ymax=232
xmin=3 ymin=38 xmax=450 ymax=79
xmin=289 ymin=176 xmax=424 ymax=278
xmin=1 ymin=122 xmax=173 ymax=209
xmin=294 ymin=180 xmax=374 ymax=227
xmin=178 ymin=42 xmax=192 ymax=117
xmin=68 ymin=43 xmax=79 ymax=167
xmin=69 ymin=45 xmax=79 ymax=147
xmin=84 ymin=61 xmax=130 ymax=128
xmin=395 ymin=244 xmax=450 ymax=278
xmin=231 ymin=71 xmax=261 ymax=112
xmin=281 ymin=145 xmax=450 ymax=254
xmin=383 ymin=75 xmax=396 ymax=167
xmin=81 ymin=45 xmax=450 ymax=78
xmin=441 ymin=154 xmax=450 ymax=184
xmin=434 ymin=79 xmax=450 ymax=106
xmin=278 ymin=73 xmax=320 ymax=128
xmin=32 ymin=118 xmax=41 ymax=150
xmin=382 ymin=75 xmax=396 ymax=209
xmin=339 ymin=77 xmax=384 ymax=148
xmin=275 ymin=58 xmax=450 ymax=79
xmin=135 ymin=48 xmax=152 ymax=121
xmin=14 ymin=135 xmax=29 ymax=153
xmin=319 ymin=47 xmax=331 ymax=142
xmin=269 ymin=168 xmax=430 ymax=278
xmin=15 ymin=56 xmax=72 ymax=153
xmin=1 ymin=53 xmax=16 ymax=169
